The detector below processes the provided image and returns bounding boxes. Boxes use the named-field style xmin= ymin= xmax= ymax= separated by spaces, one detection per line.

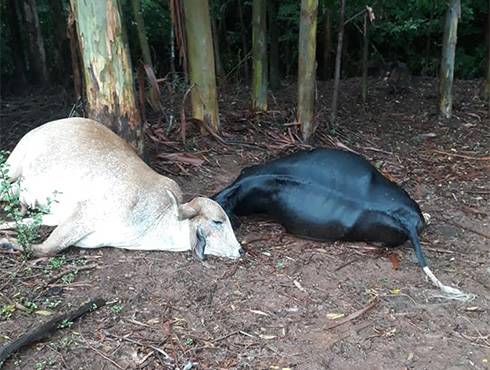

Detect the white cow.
xmin=1 ymin=118 xmax=243 ymax=259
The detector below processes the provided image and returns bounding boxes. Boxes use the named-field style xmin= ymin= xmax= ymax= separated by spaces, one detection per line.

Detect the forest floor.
xmin=0 ymin=77 xmax=489 ymax=370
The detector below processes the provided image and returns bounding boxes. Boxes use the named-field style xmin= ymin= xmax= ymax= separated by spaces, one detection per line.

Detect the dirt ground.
xmin=0 ymin=78 xmax=489 ymax=370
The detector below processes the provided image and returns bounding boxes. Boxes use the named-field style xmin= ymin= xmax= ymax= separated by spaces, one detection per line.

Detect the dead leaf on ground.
xmin=389 ymin=253 xmax=400 ymax=270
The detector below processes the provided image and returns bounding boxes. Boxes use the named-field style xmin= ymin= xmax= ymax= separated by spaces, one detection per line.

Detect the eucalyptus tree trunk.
xmin=268 ymin=0 xmax=280 ymax=91
xmin=23 ymin=0 xmax=49 ymax=84
xmin=72 ymin=0 xmax=143 ymax=156
xmin=211 ymin=15 xmax=225 ymax=79
xmin=439 ymin=0 xmax=460 ymax=119
xmin=251 ymin=0 xmax=267 ymax=111
xmin=130 ymin=0 xmax=152 ymax=68
xmin=48 ymin=0 xmax=69 ymax=81
xmin=297 ymin=0 xmax=318 ymax=142
xmin=67 ymin=3 xmax=83 ymax=100
xmin=237 ymin=0 xmax=249 ymax=83
xmin=183 ymin=0 xmax=220 ymax=130
xmin=361 ymin=13 xmax=368 ymax=103
xmin=330 ymin=0 xmax=345 ymax=125
xmin=322 ymin=6 xmax=332 ymax=80
xmin=480 ymin=6 xmax=490 ymax=110
xmin=131 ymin=0 xmax=161 ymax=111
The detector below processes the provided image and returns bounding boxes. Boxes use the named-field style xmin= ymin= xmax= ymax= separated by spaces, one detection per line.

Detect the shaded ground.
xmin=1 ymin=78 xmax=489 ymax=370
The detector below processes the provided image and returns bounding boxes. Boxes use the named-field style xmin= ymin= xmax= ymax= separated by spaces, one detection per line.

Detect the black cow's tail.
xmin=407 ymin=227 xmax=475 ymax=301
xmin=408 ymin=228 xmax=427 ymax=268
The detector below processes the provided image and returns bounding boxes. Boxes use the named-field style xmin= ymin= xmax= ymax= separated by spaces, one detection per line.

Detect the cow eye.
xmin=213 ymin=220 xmax=223 ymax=225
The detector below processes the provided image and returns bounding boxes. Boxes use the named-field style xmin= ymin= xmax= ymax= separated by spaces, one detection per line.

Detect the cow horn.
xmin=178 ymin=199 xmax=201 ymax=220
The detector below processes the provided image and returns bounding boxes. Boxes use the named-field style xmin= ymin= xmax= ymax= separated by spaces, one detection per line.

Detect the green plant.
xmin=48 ymin=256 xmax=66 ymax=270
xmin=58 ymin=319 xmax=74 ymax=329
xmin=61 ymin=271 xmax=77 ymax=284
xmin=21 ymin=298 xmax=38 ymax=314
xmin=110 ymin=304 xmax=124 ymax=314
xmin=43 ymin=298 xmax=62 ymax=309
xmin=55 ymin=335 xmax=78 ymax=350
xmin=0 ymin=150 xmax=52 ymax=257
xmin=34 ymin=360 xmax=47 ymax=370
xmin=0 ymin=304 xmax=16 ymax=319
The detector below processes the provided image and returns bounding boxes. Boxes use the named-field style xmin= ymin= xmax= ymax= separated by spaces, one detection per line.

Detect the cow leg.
xmin=30 ymin=206 xmax=92 ymax=256
xmin=0 ymin=218 xmax=35 ymax=230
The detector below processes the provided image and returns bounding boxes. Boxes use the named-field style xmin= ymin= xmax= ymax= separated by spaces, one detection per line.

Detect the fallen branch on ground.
xmin=325 ymin=296 xmax=379 ymax=330
xmin=0 ymin=297 xmax=106 ymax=365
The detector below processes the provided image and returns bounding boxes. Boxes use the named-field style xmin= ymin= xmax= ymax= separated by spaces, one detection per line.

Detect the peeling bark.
xmin=72 ymin=0 xmax=143 ymax=155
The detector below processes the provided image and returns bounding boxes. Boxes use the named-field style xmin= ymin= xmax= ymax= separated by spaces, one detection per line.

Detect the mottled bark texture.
xmin=183 ymin=0 xmax=220 ymax=130
xmin=297 ymin=0 xmax=318 ymax=142
xmin=439 ymin=0 xmax=460 ymax=119
xmin=251 ymin=0 xmax=268 ymax=111
xmin=72 ymin=0 xmax=143 ymax=156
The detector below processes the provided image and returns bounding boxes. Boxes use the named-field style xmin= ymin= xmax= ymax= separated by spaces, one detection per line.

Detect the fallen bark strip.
xmin=0 ymin=297 xmax=106 ymax=365
xmin=325 ymin=296 xmax=379 ymax=330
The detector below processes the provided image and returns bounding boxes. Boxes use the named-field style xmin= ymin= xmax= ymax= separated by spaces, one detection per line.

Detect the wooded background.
xmin=1 ymin=0 xmax=489 ymax=148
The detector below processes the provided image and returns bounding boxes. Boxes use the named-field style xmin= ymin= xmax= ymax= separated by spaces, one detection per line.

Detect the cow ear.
xmin=194 ymin=226 xmax=206 ymax=261
xmin=179 ymin=201 xmax=200 ymax=220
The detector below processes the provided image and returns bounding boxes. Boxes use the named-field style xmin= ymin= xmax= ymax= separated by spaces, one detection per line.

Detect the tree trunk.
xmin=67 ymin=3 xmax=83 ymax=100
xmin=7 ymin=0 xmax=28 ymax=87
xmin=251 ymin=0 xmax=267 ymax=111
xmin=72 ymin=0 xmax=144 ymax=155
xmin=297 ymin=0 xmax=318 ymax=142
xmin=480 ymin=2 xmax=490 ymax=110
xmin=268 ymin=0 xmax=280 ymax=91
xmin=48 ymin=0 xmax=69 ymax=82
xmin=211 ymin=15 xmax=225 ymax=79
xmin=237 ymin=0 xmax=249 ymax=83
xmin=130 ymin=0 xmax=152 ymax=68
xmin=23 ymin=0 xmax=49 ymax=84
xmin=322 ymin=6 xmax=332 ymax=80
xmin=438 ymin=0 xmax=460 ymax=119
xmin=183 ymin=0 xmax=220 ymax=130
xmin=361 ymin=13 xmax=368 ymax=103
xmin=330 ymin=0 xmax=346 ymax=125
xmin=131 ymin=0 xmax=162 ymax=112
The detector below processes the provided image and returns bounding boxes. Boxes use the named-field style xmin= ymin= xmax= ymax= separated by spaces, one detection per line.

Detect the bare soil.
xmin=1 ymin=78 xmax=489 ymax=370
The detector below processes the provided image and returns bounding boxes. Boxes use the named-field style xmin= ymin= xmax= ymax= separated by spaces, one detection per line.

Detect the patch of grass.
xmin=34 ymin=358 xmax=56 ymax=370
xmin=55 ymin=334 xmax=78 ymax=350
xmin=48 ymin=256 xmax=66 ymax=270
xmin=110 ymin=304 xmax=124 ymax=314
xmin=0 ymin=304 xmax=16 ymax=320
xmin=21 ymin=298 xmax=38 ymax=314
xmin=58 ymin=319 xmax=73 ymax=329
xmin=43 ymin=298 xmax=62 ymax=309
xmin=61 ymin=270 xmax=77 ymax=284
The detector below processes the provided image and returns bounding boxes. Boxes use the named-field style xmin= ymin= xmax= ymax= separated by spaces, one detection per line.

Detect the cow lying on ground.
xmin=0 ymin=118 xmax=243 ymax=260
xmin=212 ymin=148 xmax=473 ymax=301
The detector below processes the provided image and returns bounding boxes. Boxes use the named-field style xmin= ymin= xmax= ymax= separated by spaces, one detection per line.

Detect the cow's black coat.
xmin=212 ymin=148 xmax=428 ymax=267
